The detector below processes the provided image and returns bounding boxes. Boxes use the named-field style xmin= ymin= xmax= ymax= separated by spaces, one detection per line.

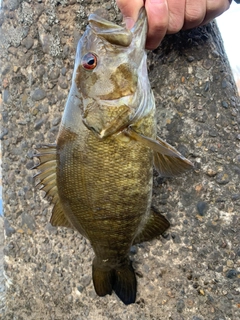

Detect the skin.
xmin=116 ymin=0 xmax=231 ymax=49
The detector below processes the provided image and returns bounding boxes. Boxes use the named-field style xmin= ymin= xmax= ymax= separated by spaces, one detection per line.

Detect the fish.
xmin=33 ymin=7 xmax=193 ymax=305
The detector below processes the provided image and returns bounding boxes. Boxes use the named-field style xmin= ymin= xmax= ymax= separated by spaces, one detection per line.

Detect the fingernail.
xmin=123 ymin=17 xmax=135 ymax=29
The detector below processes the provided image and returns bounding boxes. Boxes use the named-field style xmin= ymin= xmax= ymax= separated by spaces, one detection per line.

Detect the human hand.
xmin=116 ymin=0 xmax=231 ymax=49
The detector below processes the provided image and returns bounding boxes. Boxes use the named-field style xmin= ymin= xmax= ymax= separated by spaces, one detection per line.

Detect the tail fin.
xmin=92 ymin=258 xmax=137 ymax=305
xmin=92 ymin=260 xmax=114 ymax=297
xmin=113 ymin=263 xmax=137 ymax=305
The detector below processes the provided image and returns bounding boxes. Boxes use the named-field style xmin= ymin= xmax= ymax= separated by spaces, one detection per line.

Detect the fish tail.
xmin=92 ymin=258 xmax=137 ymax=305
xmin=92 ymin=258 xmax=115 ymax=297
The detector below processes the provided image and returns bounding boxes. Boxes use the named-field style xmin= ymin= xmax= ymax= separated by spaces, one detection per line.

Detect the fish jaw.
xmin=78 ymin=51 xmax=151 ymax=139
xmin=81 ymin=94 xmax=134 ymax=139
xmin=61 ymin=8 xmax=149 ymax=139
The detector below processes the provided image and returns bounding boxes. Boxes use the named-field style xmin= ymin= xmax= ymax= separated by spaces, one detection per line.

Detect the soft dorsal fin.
xmin=33 ymin=144 xmax=73 ymax=229
xmin=125 ymin=128 xmax=194 ymax=177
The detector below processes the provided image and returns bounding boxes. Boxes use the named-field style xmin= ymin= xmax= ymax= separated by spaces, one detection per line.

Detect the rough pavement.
xmin=0 ymin=1 xmax=239 ymax=319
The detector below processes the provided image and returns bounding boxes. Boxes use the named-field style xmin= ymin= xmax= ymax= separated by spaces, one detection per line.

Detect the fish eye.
xmin=81 ymin=52 xmax=97 ymax=70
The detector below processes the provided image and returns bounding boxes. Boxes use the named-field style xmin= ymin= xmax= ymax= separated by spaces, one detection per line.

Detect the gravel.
xmin=0 ymin=1 xmax=239 ymax=319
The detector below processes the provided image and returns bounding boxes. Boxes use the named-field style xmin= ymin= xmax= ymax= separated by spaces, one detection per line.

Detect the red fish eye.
xmin=81 ymin=53 xmax=97 ymax=70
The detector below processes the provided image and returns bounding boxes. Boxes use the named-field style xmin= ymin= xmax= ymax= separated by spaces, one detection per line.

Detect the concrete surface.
xmin=0 ymin=1 xmax=239 ymax=319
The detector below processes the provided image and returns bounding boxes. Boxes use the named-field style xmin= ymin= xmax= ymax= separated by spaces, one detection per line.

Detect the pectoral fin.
xmin=33 ymin=145 xmax=73 ymax=229
xmin=133 ymin=207 xmax=170 ymax=245
xmin=125 ymin=128 xmax=194 ymax=177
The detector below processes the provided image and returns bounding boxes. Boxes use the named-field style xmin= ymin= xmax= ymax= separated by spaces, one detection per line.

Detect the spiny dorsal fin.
xmin=33 ymin=144 xmax=73 ymax=229
xmin=125 ymin=128 xmax=194 ymax=177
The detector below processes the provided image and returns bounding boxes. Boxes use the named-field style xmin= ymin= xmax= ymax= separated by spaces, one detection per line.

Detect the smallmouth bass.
xmin=34 ymin=8 xmax=193 ymax=305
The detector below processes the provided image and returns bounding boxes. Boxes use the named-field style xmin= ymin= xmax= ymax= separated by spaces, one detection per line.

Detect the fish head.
xmin=72 ymin=8 xmax=148 ymax=138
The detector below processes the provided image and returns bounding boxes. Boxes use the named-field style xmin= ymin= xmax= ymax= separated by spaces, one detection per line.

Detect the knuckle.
xmin=168 ymin=18 xmax=183 ymax=34
xmin=207 ymin=0 xmax=231 ymax=13
xmin=185 ymin=7 xmax=205 ymax=24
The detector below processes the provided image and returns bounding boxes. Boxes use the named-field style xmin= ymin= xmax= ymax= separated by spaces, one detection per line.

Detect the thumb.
xmin=116 ymin=0 xmax=144 ymax=29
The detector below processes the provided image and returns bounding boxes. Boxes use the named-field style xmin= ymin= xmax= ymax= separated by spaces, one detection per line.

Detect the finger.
xmin=116 ymin=0 xmax=144 ymax=29
xmin=183 ymin=0 xmax=207 ymax=30
xmin=145 ymin=0 xmax=169 ymax=50
xmin=166 ymin=0 xmax=186 ymax=34
xmin=201 ymin=0 xmax=231 ymax=26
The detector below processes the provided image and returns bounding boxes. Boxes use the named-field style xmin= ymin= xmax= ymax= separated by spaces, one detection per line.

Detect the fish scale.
xmin=57 ymin=129 xmax=152 ymax=229
xmin=34 ymin=7 xmax=193 ymax=305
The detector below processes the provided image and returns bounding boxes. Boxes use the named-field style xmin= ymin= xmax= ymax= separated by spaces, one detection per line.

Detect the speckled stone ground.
xmin=0 ymin=217 xmax=5 ymax=316
xmin=0 ymin=1 xmax=240 ymax=319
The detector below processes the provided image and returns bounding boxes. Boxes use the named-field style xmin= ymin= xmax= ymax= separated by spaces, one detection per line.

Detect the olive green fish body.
xmin=57 ymin=112 xmax=155 ymax=262
xmin=34 ymin=8 xmax=193 ymax=305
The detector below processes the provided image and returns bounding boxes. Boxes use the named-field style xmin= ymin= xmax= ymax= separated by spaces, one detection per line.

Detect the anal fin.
xmin=133 ymin=207 xmax=170 ymax=245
